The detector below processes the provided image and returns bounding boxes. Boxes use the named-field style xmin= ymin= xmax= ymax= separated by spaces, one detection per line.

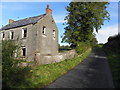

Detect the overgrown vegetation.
xmin=2 ymin=40 xmax=31 ymax=88
xmin=13 ymin=48 xmax=91 ymax=88
xmin=102 ymin=34 xmax=120 ymax=88
xmin=76 ymin=41 xmax=91 ymax=54
xmin=2 ymin=39 xmax=91 ymax=88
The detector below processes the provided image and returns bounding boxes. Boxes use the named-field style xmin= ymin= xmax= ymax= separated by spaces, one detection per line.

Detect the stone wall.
xmin=36 ymin=49 xmax=77 ymax=65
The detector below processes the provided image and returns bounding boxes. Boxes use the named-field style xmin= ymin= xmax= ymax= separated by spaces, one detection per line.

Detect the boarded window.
xmin=42 ymin=26 xmax=46 ymax=35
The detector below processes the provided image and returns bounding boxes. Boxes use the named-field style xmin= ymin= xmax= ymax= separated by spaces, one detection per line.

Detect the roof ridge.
xmin=10 ymin=14 xmax=46 ymax=24
xmin=2 ymin=14 xmax=46 ymax=30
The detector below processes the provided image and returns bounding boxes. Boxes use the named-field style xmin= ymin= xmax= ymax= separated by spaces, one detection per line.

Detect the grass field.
xmin=12 ymin=48 xmax=91 ymax=88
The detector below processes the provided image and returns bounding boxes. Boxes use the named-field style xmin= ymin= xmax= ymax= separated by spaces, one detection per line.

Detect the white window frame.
xmin=42 ymin=26 xmax=46 ymax=36
xmin=21 ymin=47 xmax=26 ymax=57
xmin=2 ymin=32 xmax=5 ymax=40
xmin=10 ymin=31 xmax=14 ymax=40
xmin=22 ymin=29 xmax=24 ymax=38
xmin=22 ymin=28 xmax=27 ymax=38
xmin=53 ymin=30 xmax=55 ymax=39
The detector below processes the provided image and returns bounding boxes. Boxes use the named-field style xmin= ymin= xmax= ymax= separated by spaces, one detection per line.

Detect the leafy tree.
xmin=62 ymin=2 xmax=110 ymax=48
xmin=90 ymin=33 xmax=98 ymax=47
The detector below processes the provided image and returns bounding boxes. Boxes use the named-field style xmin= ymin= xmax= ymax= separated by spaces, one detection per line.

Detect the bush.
xmin=76 ymin=42 xmax=91 ymax=54
xmin=103 ymin=34 xmax=120 ymax=54
xmin=2 ymin=40 xmax=31 ymax=88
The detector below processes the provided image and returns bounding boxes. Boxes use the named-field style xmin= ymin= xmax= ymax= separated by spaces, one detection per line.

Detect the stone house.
xmin=0 ymin=5 xmax=58 ymax=65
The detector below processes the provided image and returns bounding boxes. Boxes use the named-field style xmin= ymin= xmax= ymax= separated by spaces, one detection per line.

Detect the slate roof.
xmin=1 ymin=14 xmax=46 ymax=30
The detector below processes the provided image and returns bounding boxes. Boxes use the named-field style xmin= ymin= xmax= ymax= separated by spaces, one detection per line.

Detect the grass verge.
xmin=102 ymin=48 xmax=120 ymax=88
xmin=14 ymin=48 xmax=91 ymax=88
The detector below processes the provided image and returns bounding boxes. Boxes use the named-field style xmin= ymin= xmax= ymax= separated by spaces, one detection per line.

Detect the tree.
xmin=90 ymin=33 xmax=98 ymax=47
xmin=62 ymin=2 xmax=110 ymax=48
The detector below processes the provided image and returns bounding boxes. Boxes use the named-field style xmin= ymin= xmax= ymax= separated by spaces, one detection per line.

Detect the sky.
xmin=0 ymin=1 xmax=119 ymax=45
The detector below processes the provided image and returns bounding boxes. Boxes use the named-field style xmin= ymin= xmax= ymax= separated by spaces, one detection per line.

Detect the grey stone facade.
xmin=0 ymin=5 xmax=58 ymax=65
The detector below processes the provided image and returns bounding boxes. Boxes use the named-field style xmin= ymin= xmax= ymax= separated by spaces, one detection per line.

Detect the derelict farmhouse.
xmin=0 ymin=5 xmax=76 ymax=66
xmin=0 ymin=5 xmax=59 ymax=65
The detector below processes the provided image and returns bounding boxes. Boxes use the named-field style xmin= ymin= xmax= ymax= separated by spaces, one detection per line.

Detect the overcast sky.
xmin=0 ymin=2 xmax=118 ymax=45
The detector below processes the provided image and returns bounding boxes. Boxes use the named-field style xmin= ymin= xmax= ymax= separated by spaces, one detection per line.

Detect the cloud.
xmin=53 ymin=15 xmax=66 ymax=24
xmin=55 ymin=20 xmax=66 ymax=23
xmin=95 ymin=24 xmax=118 ymax=44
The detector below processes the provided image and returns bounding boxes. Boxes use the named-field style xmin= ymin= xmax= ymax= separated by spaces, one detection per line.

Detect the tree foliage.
xmin=62 ymin=2 xmax=110 ymax=48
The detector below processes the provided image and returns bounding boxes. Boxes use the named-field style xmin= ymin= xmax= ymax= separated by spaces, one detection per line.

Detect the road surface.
xmin=46 ymin=48 xmax=114 ymax=88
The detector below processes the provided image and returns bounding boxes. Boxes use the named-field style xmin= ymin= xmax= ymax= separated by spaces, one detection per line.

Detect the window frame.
xmin=53 ymin=30 xmax=55 ymax=39
xmin=2 ymin=32 xmax=5 ymax=40
xmin=21 ymin=47 xmax=26 ymax=57
xmin=42 ymin=26 xmax=46 ymax=36
xmin=10 ymin=31 xmax=14 ymax=40
xmin=22 ymin=28 xmax=27 ymax=38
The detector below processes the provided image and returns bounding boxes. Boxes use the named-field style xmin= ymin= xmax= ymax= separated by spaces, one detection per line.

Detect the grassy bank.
xmin=13 ymin=48 xmax=91 ymax=88
xmin=108 ymin=53 xmax=120 ymax=88
xmin=103 ymin=48 xmax=120 ymax=88
xmin=102 ymin=34 xmax=120 ymax=88
xmin=94 ymin=44 xmax=120 ymax=88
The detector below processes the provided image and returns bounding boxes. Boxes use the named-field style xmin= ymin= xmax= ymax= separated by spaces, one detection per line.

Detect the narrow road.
xmin=46 ymin=48 xmax=114 ymax=88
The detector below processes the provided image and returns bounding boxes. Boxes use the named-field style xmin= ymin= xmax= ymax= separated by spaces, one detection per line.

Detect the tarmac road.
xmin=46 ymin=48 xmax=114 ymax=88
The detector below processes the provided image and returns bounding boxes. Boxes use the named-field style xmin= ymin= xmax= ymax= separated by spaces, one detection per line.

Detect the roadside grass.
xmin=102 ymin=49 xmax=120 ymax=88
xmin=108 ymin=54 xmax=120 ymax=88
xmin=102 ymin=34 xmax=120 ymax=88
xmin=95 ymin=45 xmax=120 ymax=88
xmin=14 ymin=48 xmax=91 ymax=88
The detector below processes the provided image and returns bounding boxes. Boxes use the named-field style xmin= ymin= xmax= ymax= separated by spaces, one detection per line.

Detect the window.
xmin=42 ymin=26 xmax=46 ymax=35
xmin=52 ymin=20 xmax=54 ymax=23
xmin=10 ymin=31 xmax=14 ymax=40
xmin=22 ymin=47 xmax=26 ymax=56
xmin=2 ymin=32 xmax=5 ymax=40
xmin=22 ymin=28 xmax=27 ymax=38
xmin=53 ymin=30 xmax=55 ymax=39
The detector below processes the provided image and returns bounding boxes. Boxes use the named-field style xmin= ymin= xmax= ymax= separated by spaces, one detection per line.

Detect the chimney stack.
xmin=46 ymin=4 xmax=52 ymax=14
xmin=9 ymin=19 xmax=14 ymax=23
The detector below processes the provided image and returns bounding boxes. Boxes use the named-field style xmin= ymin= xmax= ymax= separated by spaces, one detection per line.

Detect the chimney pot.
xmin=47 ymin=4 xmax=50 ymax=8
xmin=46 ymin=4 xmax=52 ymax=14
xmin=9 ymin=19 xmax=14 ymax=23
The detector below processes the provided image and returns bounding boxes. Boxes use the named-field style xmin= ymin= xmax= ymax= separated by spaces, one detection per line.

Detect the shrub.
xmin=103 ymin=34 xmax=120 ymax=54
xmin=2 ymin=40 xmax=31 ymax=88
xmin=76 ymin=42 xmax=91 ymax=54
